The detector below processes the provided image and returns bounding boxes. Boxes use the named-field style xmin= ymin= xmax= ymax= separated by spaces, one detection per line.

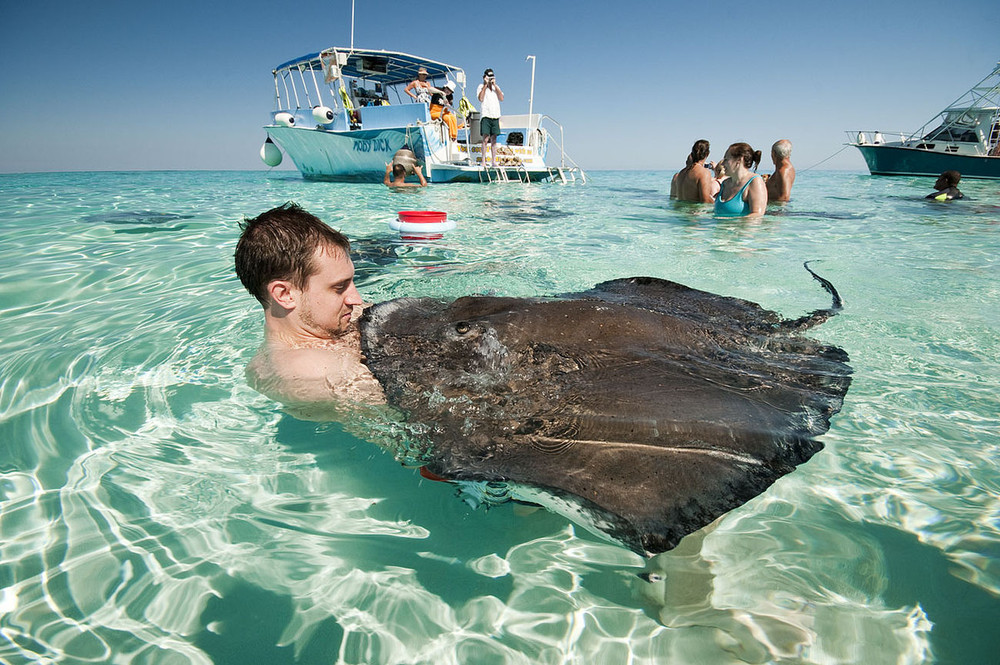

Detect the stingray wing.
xmin=360 ymin=278 xmax=852 ymax=555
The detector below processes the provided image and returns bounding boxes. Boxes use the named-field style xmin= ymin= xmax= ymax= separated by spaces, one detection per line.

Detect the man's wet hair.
xmin=392 ymin=163 xmax=407 ymax=178
xmin=690 ymin=139 xmax=711 ymax=163
xmin=235 ymin=202 xmax=351 ymax=308
xmin=940 ymin=170 xmax=961 ymax=186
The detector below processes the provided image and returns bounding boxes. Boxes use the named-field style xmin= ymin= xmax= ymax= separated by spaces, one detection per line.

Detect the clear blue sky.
xmin=1 ymin=0 xmax=997 ymax=173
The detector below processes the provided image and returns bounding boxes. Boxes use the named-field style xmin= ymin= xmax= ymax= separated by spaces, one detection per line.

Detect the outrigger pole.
xmin=526 ymin=55 xmax=536 ymax=131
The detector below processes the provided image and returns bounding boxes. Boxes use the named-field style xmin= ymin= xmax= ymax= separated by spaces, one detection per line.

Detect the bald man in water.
xmin=764 ymin=139 xmax=796 ymax=202
xmin=234 ymin=202 xmax=384 ymax=413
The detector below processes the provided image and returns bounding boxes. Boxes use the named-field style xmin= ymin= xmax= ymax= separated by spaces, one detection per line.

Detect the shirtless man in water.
xmin=234 ymin=203 xmax=385 ymax=412
xmin=763 ymin=139 xmax=795 ymax=202
xmin=669 ymin=139 xmax=715 ymax=203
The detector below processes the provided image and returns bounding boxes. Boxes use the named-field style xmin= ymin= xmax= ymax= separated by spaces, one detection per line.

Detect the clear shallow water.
xmin=0 ymin=169 xmax=997 ymax=664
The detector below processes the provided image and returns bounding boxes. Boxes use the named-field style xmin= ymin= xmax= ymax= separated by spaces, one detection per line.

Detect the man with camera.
xmin=476 ymin=68 xmax=504 ymax=167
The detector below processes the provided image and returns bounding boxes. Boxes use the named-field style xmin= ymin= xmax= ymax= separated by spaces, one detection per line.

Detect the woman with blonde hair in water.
xmin=714 ymin=142 xmax=767 ymax=217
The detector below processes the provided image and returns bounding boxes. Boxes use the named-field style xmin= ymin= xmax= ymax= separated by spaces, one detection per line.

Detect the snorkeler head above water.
xmin=234 ymin=202 xmax=385 ymax=411
xmin=927 ymin=170 xmax=964 ymax=201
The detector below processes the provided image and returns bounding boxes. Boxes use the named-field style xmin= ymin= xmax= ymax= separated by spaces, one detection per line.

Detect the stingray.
xmin=358 ymin=265 xmax=852 ymax=555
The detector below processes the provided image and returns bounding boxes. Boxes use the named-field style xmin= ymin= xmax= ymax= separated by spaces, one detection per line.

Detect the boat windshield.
xmin=922 ymin=124 xmax=982 ymax=143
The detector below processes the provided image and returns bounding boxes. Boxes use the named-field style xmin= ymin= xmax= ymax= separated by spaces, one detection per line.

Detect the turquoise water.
xmin=0 ymin=169 xmax=997 ymax=664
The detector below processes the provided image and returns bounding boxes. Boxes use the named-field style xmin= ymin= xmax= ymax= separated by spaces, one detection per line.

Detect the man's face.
xmin=296 ymin=245 xmax=362 ymax=338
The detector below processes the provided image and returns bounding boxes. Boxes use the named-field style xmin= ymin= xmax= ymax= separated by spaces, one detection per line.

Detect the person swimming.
xmin=926 ymin=170 xmax=964 ymax=201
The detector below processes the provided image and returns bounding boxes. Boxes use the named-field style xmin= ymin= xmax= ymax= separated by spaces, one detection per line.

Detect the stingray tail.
xmin=781 ymin=261 xmax=844 ymax=331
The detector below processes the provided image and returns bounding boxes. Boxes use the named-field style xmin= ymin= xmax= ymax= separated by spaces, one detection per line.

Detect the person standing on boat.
xmin=714 ymin=143 xmax=767 ymax=217
xmin=405 ymin=67 xmax=438 ymax=104
xmin=926 ymin=170 xmax=964 ymax=200
xmin=477 ymin=68 xmax=504 ymax=167
xmin=670 ymin=139 xmax=715 ymax=203
xmin=763 ymin=139 xmax=796 ymax=202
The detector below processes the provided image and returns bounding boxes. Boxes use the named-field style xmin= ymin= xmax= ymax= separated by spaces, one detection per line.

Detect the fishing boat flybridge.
xmin=848 ymin=61 xmax=1000 ymax=179
xmin=259 ymin=47 xmax=586 ymax=183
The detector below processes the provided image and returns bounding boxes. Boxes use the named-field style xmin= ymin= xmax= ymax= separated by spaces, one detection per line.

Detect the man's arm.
xmin=697 ymin=172 xmax=714 ymax=203
xmin=415 ymin=165 xmax=427 ymax=187
xmin=383 ymin=163 xmax=392 ymax=186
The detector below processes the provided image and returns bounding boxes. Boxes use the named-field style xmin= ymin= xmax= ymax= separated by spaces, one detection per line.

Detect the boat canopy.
xmin=913 ymin=62 xmax=1000 ymax=145
xmin=273 ymin=47 xmax=465 ymax=88
xmin=922 ymin=107 xmax=999 ymax=143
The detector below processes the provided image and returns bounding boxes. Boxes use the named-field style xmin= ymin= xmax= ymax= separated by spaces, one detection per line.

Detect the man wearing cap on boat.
xmin=477 ymin=68 xmax=504 ymax=167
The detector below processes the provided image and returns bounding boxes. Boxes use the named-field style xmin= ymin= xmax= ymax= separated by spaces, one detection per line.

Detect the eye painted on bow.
xmin=455 ymin=322 xmax=471 ymax=334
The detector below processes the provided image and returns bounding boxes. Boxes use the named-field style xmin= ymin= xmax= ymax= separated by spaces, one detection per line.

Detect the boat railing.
xmin=270 ymin=103 xmax=431 ymax=133
xmin=539 ymin=115 xmax=587 ymax=183
xmin=848 ymin=130 xmax=918 ymax=146
xmin=849 ymin=128 xmax=1000 ymax=156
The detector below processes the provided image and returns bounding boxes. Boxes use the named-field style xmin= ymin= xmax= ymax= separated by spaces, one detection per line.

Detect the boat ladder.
xmin=479 ymin=166 xmax=508 ymax=183
xmin=546 ymin=166 xmax=588 ymax=184
xmin=989 ymin=118 xmax=1000 ymax=153
xmin=479 ymin=151 xmax=531 ymax=183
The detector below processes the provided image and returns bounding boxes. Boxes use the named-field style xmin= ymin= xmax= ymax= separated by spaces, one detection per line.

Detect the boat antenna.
xmin=526 ymin=55 xmax=536 ymax=131
xmin=350 ymin=0 xmax=355 ymax=51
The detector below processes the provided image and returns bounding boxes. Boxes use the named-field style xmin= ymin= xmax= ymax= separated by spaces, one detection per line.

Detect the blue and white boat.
xmin=848 ymin=61 xmax=1000 ymax=179
xmin=259 ymin=47 xmax=585 ymax=183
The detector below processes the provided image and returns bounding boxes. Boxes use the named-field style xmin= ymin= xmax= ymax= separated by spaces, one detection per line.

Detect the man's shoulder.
xmin=690 ymin=166 xmax=713 ymax=181
xmin=247 ymin=336 xmax=384 ymax=406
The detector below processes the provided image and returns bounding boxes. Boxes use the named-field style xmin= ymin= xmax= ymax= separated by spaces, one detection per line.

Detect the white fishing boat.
xmin=259 ymin=47 xmax=585 ymax=184
xmin=847 ymin=61 xmax=1000 ymax=179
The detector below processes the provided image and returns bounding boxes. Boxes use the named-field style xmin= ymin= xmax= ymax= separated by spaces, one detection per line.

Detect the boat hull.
xmin=267 ymin=124 xmax=556 ymax=183
xmin=854 ymin=144 xmax=1000 ymax=179
xmin=267 ymin=126 xmax=425 ymax=183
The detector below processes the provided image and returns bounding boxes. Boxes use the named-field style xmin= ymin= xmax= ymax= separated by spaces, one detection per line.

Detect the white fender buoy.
xmin=274 ymin=112 xmax=295 ymax=128
xmin=873 ymin=132 xmax=884 ymax=145
xmin=389 ymin=211 xmax=455 ymax=240
xmin=857 ymin=132 xmax=867 ymax=144
xmin=313 ymin=106 xmax=335 ymax=123
xmin=260 ymin=137 xmax=282 ymax=167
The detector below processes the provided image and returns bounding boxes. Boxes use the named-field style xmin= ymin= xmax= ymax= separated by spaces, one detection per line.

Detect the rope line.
xmin=801 ymin=145 xmax=851 ymax=172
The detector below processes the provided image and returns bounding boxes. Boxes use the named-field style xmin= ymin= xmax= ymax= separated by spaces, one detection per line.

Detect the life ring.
xmin=389 ymin=210 xmax=456 ymax=239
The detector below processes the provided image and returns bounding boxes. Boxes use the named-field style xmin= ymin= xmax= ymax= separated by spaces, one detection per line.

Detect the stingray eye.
xmin=455 ymin=321 xmax=471 ymax=334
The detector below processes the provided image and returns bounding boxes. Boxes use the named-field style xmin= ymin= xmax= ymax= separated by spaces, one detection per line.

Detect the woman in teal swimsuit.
xmin=714 ymin=143 xmax=768 ymax=217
